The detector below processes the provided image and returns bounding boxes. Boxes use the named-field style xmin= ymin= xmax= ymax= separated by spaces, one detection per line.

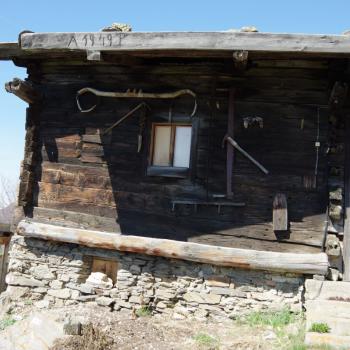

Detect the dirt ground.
xmin=50 ymin=305 xmax=302 ymax=350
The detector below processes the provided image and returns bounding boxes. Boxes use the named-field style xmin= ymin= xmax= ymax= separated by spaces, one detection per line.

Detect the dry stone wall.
xmin=3 ymin=236 xmax=304 ymax=319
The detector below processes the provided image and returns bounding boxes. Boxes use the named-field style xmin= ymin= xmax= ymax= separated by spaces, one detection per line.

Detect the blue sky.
xmin=1 ymin=0 xmax=350 ymax=182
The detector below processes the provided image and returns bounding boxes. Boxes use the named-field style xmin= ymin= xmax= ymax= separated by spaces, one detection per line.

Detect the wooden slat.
xmin=17 ymin=220 xmax=329 ymax=275
xmin=19 ymin=32 xmax=350 ymax=54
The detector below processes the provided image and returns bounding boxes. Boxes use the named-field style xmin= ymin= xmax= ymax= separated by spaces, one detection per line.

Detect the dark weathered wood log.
xmin=273 ymin=193 xmax=288 ymax=231
xmin=19 ymin=32 xmax=350 ymax=54
xmin=5 ymin=78 xmax=42 ymax=104
xmin=0 ymin=42 xmax=21 ymax=60
xmin=17 ymin=220 xmax=329 ymax=274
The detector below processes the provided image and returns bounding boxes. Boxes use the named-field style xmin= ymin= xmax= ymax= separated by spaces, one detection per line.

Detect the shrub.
xmin=309 ymin=323 xmax=330 ymax=333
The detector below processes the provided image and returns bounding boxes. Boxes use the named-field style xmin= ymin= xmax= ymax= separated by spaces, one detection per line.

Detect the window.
xmin=148 ymin=123 xmax=193 ymax=177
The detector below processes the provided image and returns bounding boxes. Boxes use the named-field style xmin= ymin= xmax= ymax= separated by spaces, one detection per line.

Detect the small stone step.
xmin=305 ymin=332 xmax=350 ymax=348
xmin=306 ymin=300 xmax=350 ymax=336
xmin=305 ymin=279 xmax=350 ymax=301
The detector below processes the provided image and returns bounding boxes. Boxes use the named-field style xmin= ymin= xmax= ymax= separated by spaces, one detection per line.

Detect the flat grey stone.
xmin=47 ymin=288 xmax=71 ymax=299
xmin=6 ymin=273 xmax=46 ymax=288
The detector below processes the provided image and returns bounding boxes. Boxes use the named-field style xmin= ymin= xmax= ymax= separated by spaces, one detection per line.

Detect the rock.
xmin=130 ymin=265 xmax=141 ymax=274
xmin=47 ymin=288 xmax=71 ymax=299
xmin=240 ymin=26 xmax=259 ymax=32
xmin=71 ymin=290 xmax=80 ymax=299
xmin=96 ymin=296 xmax=114 ymax=306
xmin=327 ymin=268 xmax=340 ymax=281
xmin=6 ymin=286 xmax=29 ymax=300
xmin=183 ymin=292 xmax=221 ymax=304
xmin=156 ymin=301 xmax=168 ymax=309
xmin=329 ymin=188 xmax=342 ymax=201
xmin=205 ymin=275 xmax=230 ymax=287
xmin=0 ymin=312 xmax=65 ymax=350
xmin=33 ymin=287 xmax=48 ymax=294
xmin=129 ymin=295 xmax=143 ymax=304
xmin=6 ymin=273 xmax=45 ymax=288
xmin=34 ymin=300 xmax=50 ymax=309
xmin=50 ymin=280 xmax=64 ymax=290
xmin=172 ymin=312 xmax=186 ymax=320
xmin=329 ymin=204 xmax=343 ymax=220
xmin=101 ymin=23 xmax=132 ymax=32
xmin=194 ymin=308 xmax=208 ymax=319
xmin=326 ymin=235 xmax=341 ymax=257
xmin=30 ymin=265 xmax=55 ymax=280
xmin=86 ymin=272 xmax=113 ymax=290
xmin=77 ymin=295 xmax=97 ymax=302
xmin=209 ymin=287 xmax=246 ymax=298
xmin=66 ymin=282 xmax=95 ymax=294
xmin=155 ymin=289 xmax=176 ymax=300
xmin=263 ymin=330 xmax=277 ymax=340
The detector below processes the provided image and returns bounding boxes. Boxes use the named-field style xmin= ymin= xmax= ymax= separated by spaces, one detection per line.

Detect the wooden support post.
xmin=343 ymin=112 xmax=350 ymax=281
xmin=5 ymin=78 xmax=42 ymax=104
xmin=273 ymin=193 xmax=288 ymax=231
xmin=226 ymin=88 xmax=235 ymax=199
xmin=17 ymin=220 xmax=329 ymax=275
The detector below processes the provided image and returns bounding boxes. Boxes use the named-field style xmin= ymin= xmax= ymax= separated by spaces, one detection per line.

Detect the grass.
xmin=135 ymin=306 xmax=152 ymax=317
xmin=309 ymin=323 xmax=330 ymax=333
xmin=0 ymin=316 xmax=16 ymax=330
xmin=239 ymin=308 xmax=299 ymax=329
xmin=193 ymin=333 xmax=219 ymax=348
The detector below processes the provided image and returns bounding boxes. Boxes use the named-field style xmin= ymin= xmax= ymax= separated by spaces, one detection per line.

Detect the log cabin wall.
xmin=17 ymin=55 xmax=336 ymax=254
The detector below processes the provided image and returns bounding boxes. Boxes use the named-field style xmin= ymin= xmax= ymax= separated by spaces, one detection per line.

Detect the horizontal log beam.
xmin=19 ymin=32 xmax=350 ymax=54
xmin=0 ymin=42 xmax=20 ymax=60
xmin=5 ymin=78 xmax=42 ymax=104
xmin=17 ymin=220 xmax=329 ymax=275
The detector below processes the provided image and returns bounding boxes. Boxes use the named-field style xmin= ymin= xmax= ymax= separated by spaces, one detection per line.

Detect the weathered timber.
xmin=0 ymin=42 xmax=20 ymax=60
xmin=5 ymin=78 xmax=42 ymax=104
xmin=19 ymin=32 xmax=350 ymax=55
xmin=273 ymin=193 xmax=288 ymax=231
xmin=17 ymin=220 xmax=329 ymax=274
xmin=344 ymin=111 xmax=350 ymax=281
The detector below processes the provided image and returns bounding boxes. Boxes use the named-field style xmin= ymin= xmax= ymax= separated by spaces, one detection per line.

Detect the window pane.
xmin=173 ymin=126 xmax=192 ymax=168
xmin=152 ymin=125 xmax=171 ymax=166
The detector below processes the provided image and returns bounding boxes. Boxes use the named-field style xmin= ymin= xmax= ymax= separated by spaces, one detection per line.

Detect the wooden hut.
xmin=0 ymin=28 xmax=348 ymax=317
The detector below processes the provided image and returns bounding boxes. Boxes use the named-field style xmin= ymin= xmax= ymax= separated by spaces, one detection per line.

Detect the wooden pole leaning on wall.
xmin=17 ymin=220 xmax=329 ymax=275
xmin=5 ymin=78 xmax=42 ymax=104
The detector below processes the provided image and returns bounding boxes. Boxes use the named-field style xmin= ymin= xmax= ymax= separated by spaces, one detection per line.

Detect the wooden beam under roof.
xmin=19 ymin=32 xmax=350 ymax=55
xmin=0 ymin=42 xmax=20 ymax=60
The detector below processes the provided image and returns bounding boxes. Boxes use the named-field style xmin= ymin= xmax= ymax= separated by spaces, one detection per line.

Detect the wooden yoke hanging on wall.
xmin=5 ymin=78 xmax=42 ymax=104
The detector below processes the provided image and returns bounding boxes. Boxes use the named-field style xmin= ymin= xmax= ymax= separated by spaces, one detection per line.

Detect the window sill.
xmin=147 ymin=166 xmax=189 ymax=178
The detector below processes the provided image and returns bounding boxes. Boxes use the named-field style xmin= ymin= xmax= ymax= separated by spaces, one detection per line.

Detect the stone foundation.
xmin=3 ymin=236 xmax=304 ymax=319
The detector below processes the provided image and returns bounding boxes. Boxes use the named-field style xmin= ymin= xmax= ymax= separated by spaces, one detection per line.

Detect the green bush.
xmin=193 ymin=333 xmax=219 ymax=348
xmin=135 ymin=306 xmax=152 ymax=317
xmin=0 ymin=316 xmax=16 ymax=330
xmin=309 ymin=322 xmax=330 ymax=333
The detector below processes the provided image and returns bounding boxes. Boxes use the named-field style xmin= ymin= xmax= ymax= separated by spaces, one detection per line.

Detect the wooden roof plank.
xmin=19 ymin=32 xmax=350 ymax=54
